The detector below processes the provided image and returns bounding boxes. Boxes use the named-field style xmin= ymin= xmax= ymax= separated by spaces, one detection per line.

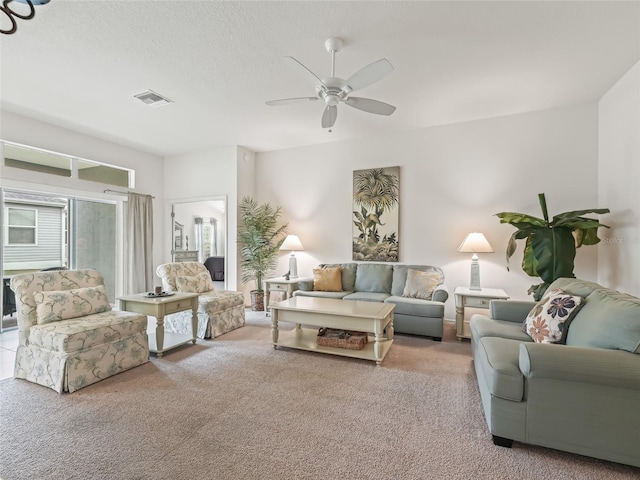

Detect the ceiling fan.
xmin=266 ymin=37 xmax=396 ymax=129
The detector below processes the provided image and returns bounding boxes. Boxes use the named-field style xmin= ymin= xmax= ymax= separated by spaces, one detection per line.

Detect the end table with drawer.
xmin=118 ymin=291 xmax=200 ymax=357
xmin=454 ymin=287 xmax=509 ymax=341
xmin=264 ymin=276 xmax=312 ymax=313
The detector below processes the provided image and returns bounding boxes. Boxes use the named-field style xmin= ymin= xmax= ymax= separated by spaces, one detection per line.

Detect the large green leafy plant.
xmin=496 ymin=193 xmax=609 ymax=300
xmin=238 ymin=196 xmax=288 ymax=295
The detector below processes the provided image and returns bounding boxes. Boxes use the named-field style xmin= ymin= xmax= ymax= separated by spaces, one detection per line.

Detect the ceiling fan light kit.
xmin=266 ymin=37 xmax=396 ymax=129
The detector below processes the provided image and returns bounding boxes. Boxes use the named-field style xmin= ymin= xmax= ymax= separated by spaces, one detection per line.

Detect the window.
xmin=3 ymin=142 xmax=134 ymax=188
xmin=6 ymin=207 xmax=37 ymax=245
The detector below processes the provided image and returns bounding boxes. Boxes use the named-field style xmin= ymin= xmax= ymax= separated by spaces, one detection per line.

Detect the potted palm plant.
xmin=238 ymin=196 xmax=288 ymax=311
xmin=496 ymin=193 xmax=609 ymax=300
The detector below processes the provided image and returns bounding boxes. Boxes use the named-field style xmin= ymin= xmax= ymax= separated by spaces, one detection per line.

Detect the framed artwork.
xmin=352 ymin=166 xmax=399 ymax=262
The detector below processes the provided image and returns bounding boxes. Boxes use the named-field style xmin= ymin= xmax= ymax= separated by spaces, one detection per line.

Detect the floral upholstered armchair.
xmin=156 ymin=262 xmax=245 ymax=339
xmin=11 ymin=269 xmax=149 ymax=393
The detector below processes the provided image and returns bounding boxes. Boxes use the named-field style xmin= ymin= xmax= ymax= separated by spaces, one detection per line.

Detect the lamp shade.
xmin=457 ymin=232 xmax=494 ymax=253
xmin=280 ymin=235 xmax=304 ymax=251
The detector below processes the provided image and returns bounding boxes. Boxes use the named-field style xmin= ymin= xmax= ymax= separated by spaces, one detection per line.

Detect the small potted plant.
xmin=238 ymin=196 xmax=288 ymax=311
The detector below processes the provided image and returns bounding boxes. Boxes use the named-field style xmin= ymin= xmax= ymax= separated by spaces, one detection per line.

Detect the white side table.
xmin=118 ymin=292 xmax=199 ymax=357
xmin=264 ymin=276 xmax=311 ymax=313
xmin=454 ymin=287 xmax=509 ymax=341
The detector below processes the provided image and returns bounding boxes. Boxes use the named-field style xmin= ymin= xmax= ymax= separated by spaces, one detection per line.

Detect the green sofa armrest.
xmin=490 ymin=300 xmax=535 ymax=323
xmin=519 ymin=342 xmax=640 ymax=390
xmin=432 ymin=284 xmax=449 ymax=303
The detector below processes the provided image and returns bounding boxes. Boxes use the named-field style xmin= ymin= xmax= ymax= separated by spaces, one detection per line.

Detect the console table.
xmin=118 ymin=292 xmax=199 ymax=357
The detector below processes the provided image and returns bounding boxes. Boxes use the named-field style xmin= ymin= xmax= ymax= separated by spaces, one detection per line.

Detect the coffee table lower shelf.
xmin=274 ymin=327 xmax=393 ymax=364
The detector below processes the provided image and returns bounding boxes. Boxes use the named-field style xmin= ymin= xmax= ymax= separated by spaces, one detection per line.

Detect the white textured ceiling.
xmin=1 ymin=0 xmax=639 ymax=157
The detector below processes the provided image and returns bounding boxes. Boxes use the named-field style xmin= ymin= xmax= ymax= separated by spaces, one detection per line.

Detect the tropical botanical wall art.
xmin=352 ymin=166 xmax=399 ymax=262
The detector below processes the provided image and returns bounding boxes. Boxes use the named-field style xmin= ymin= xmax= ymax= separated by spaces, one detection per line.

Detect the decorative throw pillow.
xmin=522 ymin=288 xmax=585 ymax=344
xmin=33 ymin=285 xmax=111 ymax=325
xmin=313 ymin=267 xmax=343 ymax=292
xmin=402 ymin=269 xmax=440 ymax=300
xmin=175 ymin=271 xmax=215 ymax=293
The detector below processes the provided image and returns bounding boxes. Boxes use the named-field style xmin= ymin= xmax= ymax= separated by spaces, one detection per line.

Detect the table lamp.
xmin=458 ymin=232 xmax=494 ymax=290
xmin=280 ymin=234 xmax=304 ymax=279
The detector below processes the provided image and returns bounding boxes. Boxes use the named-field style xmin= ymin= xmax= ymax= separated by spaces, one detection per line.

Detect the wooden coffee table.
xmin=269 ymin=296 xmax=395 ymax=365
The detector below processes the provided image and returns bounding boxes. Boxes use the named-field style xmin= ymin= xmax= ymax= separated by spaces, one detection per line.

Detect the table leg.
xmin=265 ymin=282 xmax=271 ymax=316
xmin=271 ymin=311 xmax=279 ymax=348
xmin=191 ymin=301 xmax=197 ymax=344
xmin=387 ymin=316 xmax=394 ymax=341
xmin=374 ymin=320 xmax=383 ymax=365
xmin=156 ymin=315 xmax=165 ymax=358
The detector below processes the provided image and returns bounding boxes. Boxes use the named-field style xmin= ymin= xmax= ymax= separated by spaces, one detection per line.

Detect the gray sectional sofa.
xmin=470 ymin=277 xmax=640 ymax=467
xmin=293 ymin=263 xmax=448 ymax=341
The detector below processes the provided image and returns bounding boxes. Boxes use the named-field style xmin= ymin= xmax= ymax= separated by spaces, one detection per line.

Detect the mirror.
xmin=170 ymin=197 xmax=227 ymax=288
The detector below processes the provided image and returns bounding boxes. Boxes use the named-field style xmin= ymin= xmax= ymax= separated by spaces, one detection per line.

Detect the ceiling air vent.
xmin=133 ymin=90 xmax=173 ymax=107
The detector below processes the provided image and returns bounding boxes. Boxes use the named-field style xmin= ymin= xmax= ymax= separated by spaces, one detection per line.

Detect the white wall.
xmin=0 ymin=110 xmax=165 ymax=294
xmin=256 ymin=103 xmax=601 ymax=319
xmin=164 ymin=145 xmax=243 ymax=291
xmin=598 ymin=61 xmax=640 ymax=296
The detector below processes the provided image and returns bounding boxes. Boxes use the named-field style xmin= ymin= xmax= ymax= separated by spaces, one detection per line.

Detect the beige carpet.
xmin=0 ymin=311 xmax=638 ymax=480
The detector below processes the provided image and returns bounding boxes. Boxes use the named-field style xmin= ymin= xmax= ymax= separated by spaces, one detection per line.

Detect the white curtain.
xmin=126 ymin=193 xmax=154 ymax=294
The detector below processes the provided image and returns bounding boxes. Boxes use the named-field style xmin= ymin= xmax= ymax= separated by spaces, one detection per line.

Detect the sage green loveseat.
xmin=293 ymin=263 xmax=449 ymax=341
xmin=470 ymin=277 xmax=640 ymax=467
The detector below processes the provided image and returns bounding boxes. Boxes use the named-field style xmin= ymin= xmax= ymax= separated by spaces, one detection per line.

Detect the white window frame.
xmin=5 ymin=206 xmax=38 ymax=246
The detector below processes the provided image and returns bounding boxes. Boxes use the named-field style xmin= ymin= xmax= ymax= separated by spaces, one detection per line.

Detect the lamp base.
xmin=289 ymin=254 xmax=298 ymax=279
xmin=469 ymin=255 xmax=481 ymax=290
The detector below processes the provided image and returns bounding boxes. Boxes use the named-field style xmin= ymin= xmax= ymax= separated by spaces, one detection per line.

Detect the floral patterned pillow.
xmin=175 ymin=271 xmax=215 ymax=293
xmin=523 ymin=288 xmax=585 ymax=344
xmin=33 ymin=285 xmax=112 ymax=325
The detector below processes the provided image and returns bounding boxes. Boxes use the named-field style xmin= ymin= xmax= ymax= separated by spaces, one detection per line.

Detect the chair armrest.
xmin=519 ymin=343 xmax=640 ymax=390
xmin=432 ymin=284 xmax=449 ymax=303
xmin=490 ymin=300 xmax=535 ymax=323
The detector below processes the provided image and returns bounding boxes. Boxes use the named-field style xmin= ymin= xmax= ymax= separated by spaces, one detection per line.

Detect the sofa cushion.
xmin=402 ymin=268 xmax=440 ymax=300
xmin=294 ymin=290 xmax=353 ymax=300
xmin=175 ymin=271 xmax=215 ymax=293
xmin=313 ymin=266 xmax=343 ymax=292
xmin=320 ymin=263 xmax=357 ymax=291
xmin=33 ymin=285 xmax=111 ymax=325
xmin=391 ymin=265 xmax=444 ymax=296
xmin=470 ymin=314 xmax=532 ymax=343
xmin=523 ymin=288 xmax=584 ymax=344
xmin=28 ymin=310 xmax=148 ymax=353
xmin=354 ymin=263 xmax=393 ymax=293
xmin=343 ymin=292 xmax=390 ymax=302
xmin=476 ymin=337 xmax=525 ymax=402
xmin=384 ymin=296 xmax=444 ymax=318
xmin=565 ymin=289 xmax=640 ymax=353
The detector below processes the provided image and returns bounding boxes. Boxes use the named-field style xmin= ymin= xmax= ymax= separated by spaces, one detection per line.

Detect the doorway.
xmin=169 ymin=197 xmax=227 ymax=289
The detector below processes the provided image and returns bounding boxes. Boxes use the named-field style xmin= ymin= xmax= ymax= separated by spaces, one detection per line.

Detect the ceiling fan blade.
xmin=345 ymin=58 xmax=394 ymax=91
xmin=345 ymin=97 xmax=396 ymax=116
xmin=265 ymin=97 xmax=318 ymax=106
xmin=283 ymin=56 xmax=326 ymax=88
xmin=321 ymin=105 xmax=337 ymax=128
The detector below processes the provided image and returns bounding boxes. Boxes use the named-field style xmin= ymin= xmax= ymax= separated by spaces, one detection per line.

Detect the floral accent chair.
xmin=10 ymin=270 xmax=149 ymax=393
xmin=156 ymin=262 xmax=245 ymax=339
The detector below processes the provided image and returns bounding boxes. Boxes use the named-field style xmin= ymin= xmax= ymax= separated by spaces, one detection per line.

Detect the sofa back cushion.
xmin=156 ymin=262 xmax=209 ymax=292
xmin=354 ymin=263 xmax=393 ymax=294
xmin=319 ymin=263 xmax=357 ymax=291
xmin=391 ymin=265 xmax=444 ymax=297
xmin=33 ymin=285 xmax=111 ymax=325
xmin=10 ymin=269 xmax=107 ymax=345
xmin=175 ymin=271 xmax=215 ymax=293
xmin=565 ymin=289 xmax=640 ymax=353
